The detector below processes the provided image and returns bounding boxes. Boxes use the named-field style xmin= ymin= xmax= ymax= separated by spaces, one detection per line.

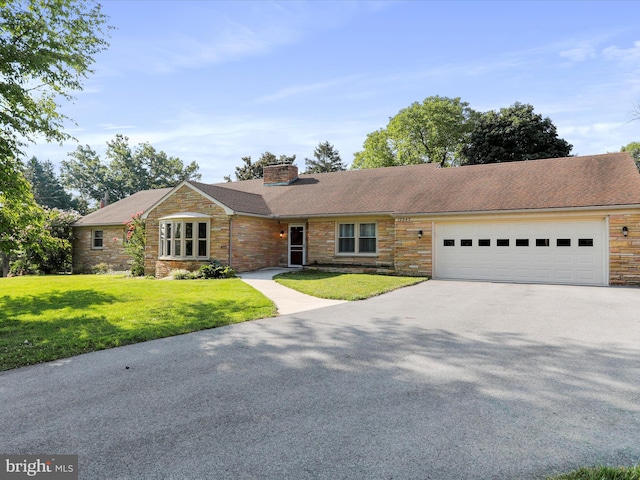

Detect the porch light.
xmin=418 ymin=230 xmax=423 ymax=239
xmin=622 ymin=226 xmax=629 ymax=237
xmin=280 ymin=230 xmax=285 ymax=238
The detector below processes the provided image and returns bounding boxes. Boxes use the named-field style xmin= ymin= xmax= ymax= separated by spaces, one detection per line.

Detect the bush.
xmin=171 ymin=269 xmax=198 ymax=280
xmin=197 ymin=260 xmax=236 ymax=279
xmin=124 ymin=212 xmax=146 ymax=276
xmin=91 ymin=262 xmax=111 ymax=274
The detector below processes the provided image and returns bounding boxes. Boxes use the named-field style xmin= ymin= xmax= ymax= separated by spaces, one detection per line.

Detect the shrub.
xmin=197 ymin=260 xmax=236 ymax=279
xmin=124 ymin=212 xmax=146 ymax=276
xmin=91 ymin=262 xmax=111 ymax=274
xmin=171 ymin=269 xmax=197 ymax=280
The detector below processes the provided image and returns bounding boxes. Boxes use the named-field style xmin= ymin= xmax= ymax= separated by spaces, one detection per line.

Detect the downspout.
xmin=228 ymin=216 xmax=233 ymax=267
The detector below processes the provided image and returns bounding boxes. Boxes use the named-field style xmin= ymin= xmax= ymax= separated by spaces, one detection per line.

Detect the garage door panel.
xmin=435 ymin=219 xmax=606 ymax=286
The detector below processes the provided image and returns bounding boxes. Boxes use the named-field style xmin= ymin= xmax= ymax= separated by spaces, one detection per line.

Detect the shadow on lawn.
xmin=0 ymin=289 xmax=117 ymax=322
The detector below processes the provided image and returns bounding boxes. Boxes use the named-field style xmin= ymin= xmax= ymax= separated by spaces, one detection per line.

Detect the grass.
xmin=548 ymin=466 xmax=640 ymax=479
xmin=0 ymin=275 xmax=276 ymax=371
xmin=274 ymin=270 xmax=427 ymax=300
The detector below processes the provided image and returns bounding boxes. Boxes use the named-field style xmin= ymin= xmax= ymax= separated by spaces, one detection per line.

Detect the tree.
xmin=0 ymin=0 xmax=109 ymax=271
xmin=353 ymin=96 xmax=478 ymax=169
xmin=0 ymin=0 xmax=110 ymax=163
xmin=304 ymin=141 xmax=346 ymax=173
xmin=0 ymin=175 xmax=41 ymax=276
xmin=61 ymin=134 xmax=201 ymax=204
xmin=224 ymin=152 xmax=296 ymax=182
xmin=10 ymin=208 xmax=80 ymax=275
xmin=621 ymin=142 xmax=640 ymax=171
xmin=461 ymin=103 xmax=572 ymax=165
xmin=24 ymin=157 xmax=76 ymax=210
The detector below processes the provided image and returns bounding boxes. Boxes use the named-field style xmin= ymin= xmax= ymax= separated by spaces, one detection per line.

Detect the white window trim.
xmin=91 ymin=229 xmax=104 ymax=250
xmin=335 ymin=221 xmax=378 ymax=256
xmin=158 ymin=217 xmax=211 ymax=260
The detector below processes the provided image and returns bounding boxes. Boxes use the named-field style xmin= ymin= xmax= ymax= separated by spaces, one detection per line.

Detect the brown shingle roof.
xmin=74 ymin=188 xmax=173 ymax=226
xmin=201 ymin=153 xmax=640 ymax=217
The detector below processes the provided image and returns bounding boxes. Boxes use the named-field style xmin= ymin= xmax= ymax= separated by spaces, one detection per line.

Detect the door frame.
xmin=288 ymin=223 xmax=306 ymax=267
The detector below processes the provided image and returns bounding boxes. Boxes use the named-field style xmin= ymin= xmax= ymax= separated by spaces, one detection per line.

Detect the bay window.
xmin=337 ymin=222 xmax=377 ymax=254
xmin=159 ymin=215 xmax=210 ymax=260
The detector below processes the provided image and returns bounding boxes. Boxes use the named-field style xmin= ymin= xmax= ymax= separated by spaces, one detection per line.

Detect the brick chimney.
xmin=263 ymin=164 xmax=299 ymax=186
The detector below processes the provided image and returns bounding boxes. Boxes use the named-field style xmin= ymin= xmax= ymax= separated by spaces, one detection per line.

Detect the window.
xmin=159 ymin=217 xmax=210 ymax=259
xmin=497 ymin=239 xmax=510 ymax=246
xmin=461 ymin=239 xmax=472 ymax=246
xmin=536 ymin=239 xmax=550 ymax=247
xmin=443 ymin=239 xmax=455 ymax=247
xmin=478 ymin=239 xmax=490 ymax=246
xmin=516 ymin=239 xmax=529 ymax=247
xmin=337 ymin=222 xmax=376 ymax=254
xmin=579 ymin=238 xmax=594 ymax=247
xmin=92 ymin=230 xmax=104 ymax=249
xmin=557 ymin=239 xmax=571 ymax=247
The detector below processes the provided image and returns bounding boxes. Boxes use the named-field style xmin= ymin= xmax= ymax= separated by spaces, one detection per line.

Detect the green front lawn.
xmin=0 ymin=275 xmax=276 ymax=371
xmin=274 ymin=270 xmax=427 ymax=300
xmin=548 ymin=465 xmax=640 ymax=480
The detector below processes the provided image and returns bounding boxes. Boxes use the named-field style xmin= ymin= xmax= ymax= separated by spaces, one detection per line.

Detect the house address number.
xmin=397 ymin=218 xmax=412 ymax=222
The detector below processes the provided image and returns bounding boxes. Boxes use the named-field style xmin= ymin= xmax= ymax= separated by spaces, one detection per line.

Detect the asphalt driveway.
xmin=1 ymin=280 xmax=639 ymax=479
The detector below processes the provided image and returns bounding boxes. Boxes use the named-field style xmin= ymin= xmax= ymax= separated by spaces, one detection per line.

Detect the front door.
xmin=288 ymin=224 xmax=305 ymax=267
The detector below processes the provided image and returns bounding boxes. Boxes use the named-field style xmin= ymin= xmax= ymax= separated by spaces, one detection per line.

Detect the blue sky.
xmin=28 ymin=0 xmax=640 ymax=183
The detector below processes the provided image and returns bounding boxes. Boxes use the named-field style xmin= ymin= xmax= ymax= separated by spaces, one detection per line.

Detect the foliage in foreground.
xmin=274 ymin=270 xmax=427 ymax=300
xmin=0 ymin=275 xmax=275 ymax=371
xmin=548 ymin=465 xmax=640 ymax=480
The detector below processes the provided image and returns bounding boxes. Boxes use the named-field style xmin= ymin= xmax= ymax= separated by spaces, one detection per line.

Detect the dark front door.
xmin=289 ymin=225 xmax=305 ymax=266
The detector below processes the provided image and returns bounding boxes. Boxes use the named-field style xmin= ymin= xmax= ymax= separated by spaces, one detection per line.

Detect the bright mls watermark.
xmin=0 ymin=455 xmax=77 ymax=479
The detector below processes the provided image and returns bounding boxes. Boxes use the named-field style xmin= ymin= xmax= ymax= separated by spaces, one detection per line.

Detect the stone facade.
xmin=144 ymin=184 xmax=231 ymax=277
xmin=230 ymin=216 xmax=287 ymax=272
xmin=394 ymin=218 xmax=432 ymax=276
xmin=306 ymin=217 xmax=395 ymax=270
xmin=609 ymin=212 xmax=640 ymax=286
xmin=138 ymin=183 xmax=639 ymax=285
xmin=72 ymin=225 xmax=130 ymax=272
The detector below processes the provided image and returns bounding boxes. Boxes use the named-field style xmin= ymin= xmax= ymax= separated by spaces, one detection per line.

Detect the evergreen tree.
xmin=304 ymin=141 xmax=346 ymax=173
xmin=24 ymin=157 xmax=75 ymax=210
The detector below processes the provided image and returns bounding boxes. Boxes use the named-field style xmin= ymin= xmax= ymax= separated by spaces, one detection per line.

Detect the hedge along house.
xmin=141 ymin=152 xmax=640 ymax=286
xmin=72 ymin=188 xmax=172 ymax=272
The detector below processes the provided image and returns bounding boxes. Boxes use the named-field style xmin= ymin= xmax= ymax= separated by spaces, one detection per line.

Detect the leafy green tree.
xmin=10 ymin=208 xmax=80 ymax=275
xmin=0 ymin=0 xmax=110 ymax=165
xmin=621 ymin=142 xmax=640 ymax=171
xmin=353 ymin=96 xmax=478 ymax=169
xmin=24 ymin=157 xmax=76 ymax=210
xmin=61 ymin=134 xmax=201 ymax=204
xmin=304 ymin=141 xmax=346 ymax=173
xmin=0 ymin=0 xmax=109 ymax=272
xmin=225 ymin=152 xmax=296 ymax=181
xmin=0 ymin=176 xmax=42 ymax=276
xmin=461 ymin=103 xmax=572 ymax=165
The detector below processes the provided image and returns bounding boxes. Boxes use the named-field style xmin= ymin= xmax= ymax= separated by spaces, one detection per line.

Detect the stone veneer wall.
xmin=144 ymin=184 xmax=231 ymax=277
xmin=609 ymin=213 xmax=640 ymax=286
xmin=394 ymin=218 xmax=432 ymax=276
xmin=72 ymin=225 xmax=130 ymax=272
xmin=306 ymin=217 xmax=395 ymax=270
xmin=230 ymin=216 xmax=286 ymax=272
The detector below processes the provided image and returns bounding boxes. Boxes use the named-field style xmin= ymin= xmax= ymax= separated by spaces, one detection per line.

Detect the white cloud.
xmin=253 ymin=75 xmax=361 ymax=104
xmin=559 ymin=46 xmax=597 ymax=62
xmin=603 ymin=40 xmax=640 ymax=62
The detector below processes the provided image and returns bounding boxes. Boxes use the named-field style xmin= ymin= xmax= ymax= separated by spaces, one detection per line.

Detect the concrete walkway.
xmin=238 ymin=268 xmax=346 ymax=315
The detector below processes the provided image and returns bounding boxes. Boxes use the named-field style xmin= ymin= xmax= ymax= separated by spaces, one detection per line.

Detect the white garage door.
xmin=434 ymin=219 xmax=607 ymax=285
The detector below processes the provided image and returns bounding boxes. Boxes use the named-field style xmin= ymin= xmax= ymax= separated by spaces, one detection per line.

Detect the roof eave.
xmin=394 ymin=203 xmax=640 ymax=218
